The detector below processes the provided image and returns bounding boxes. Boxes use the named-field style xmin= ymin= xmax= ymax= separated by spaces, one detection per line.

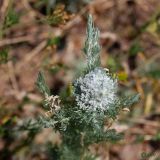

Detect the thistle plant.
xmin=36 ymin=15 xmax=139 ymax=159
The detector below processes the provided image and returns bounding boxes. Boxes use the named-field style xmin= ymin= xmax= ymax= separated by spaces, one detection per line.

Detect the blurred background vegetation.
xmin=0 ymin=0 xmax=160 ymax=159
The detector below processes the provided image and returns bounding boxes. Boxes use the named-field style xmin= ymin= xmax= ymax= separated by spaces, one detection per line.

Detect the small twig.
xmin=129 ymin=118 xmax=160 ymax=128
xmin=0 ymin=0 xmax=10 ymax=20
xmin=15 ymin=40 xmax=47 ymax=73
xmin=100 ymin=32 xmax=117 ymax=41
xmin=0 ymin=31 xmax=50 ymax=47
xmin=0 ymin=35 xmax=33 ymax=47
xmin=7 ymin=61 xmax=19 ymax=91
xmin=0 ymin=0 xmax=10 ymax=38
xmin=57 ymin=0 xmax=113 ymax=36
xmin=24 ymin=40 xmax=47 ymax=62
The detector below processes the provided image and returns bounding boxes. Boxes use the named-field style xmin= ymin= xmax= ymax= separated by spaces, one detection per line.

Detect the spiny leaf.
xmin=83 ymin=14 xmax=101 ymax=72
xmin=36 ymin=71 xmax=50 ymax=95
xmin=104 ymin=94 xmax=140 ymax=119
xmin=121 ymin=94 xmax=140 ymax=108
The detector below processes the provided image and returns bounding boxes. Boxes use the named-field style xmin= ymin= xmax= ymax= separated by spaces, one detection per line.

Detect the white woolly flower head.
xmin=73 ymin=67 xmax=118 ymax=112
